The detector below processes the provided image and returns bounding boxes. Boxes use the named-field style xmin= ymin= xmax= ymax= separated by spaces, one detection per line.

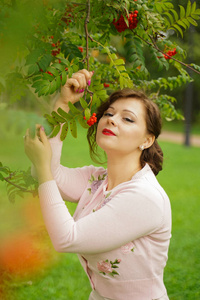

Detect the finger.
xmin=72 ymin=73 xmax=86 ymax=91
xmin=23 ymin=128 xmax=30 ymax=142
xmin=39 ymin=126 xmax=48 ymax=144
xmin=35 ymin=124 xmax=42 ymax=138
xmin=66 ymin=78 xmax=81 ymax=91
xmin=77 ymin=69 xmax=94 ymax=84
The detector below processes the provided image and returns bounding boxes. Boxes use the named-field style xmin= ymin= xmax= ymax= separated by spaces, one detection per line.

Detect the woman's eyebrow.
xmin=123 ymin=109 xmax=138 ymax=118
xmin=109 ymin=106 xmax=137 ymax=118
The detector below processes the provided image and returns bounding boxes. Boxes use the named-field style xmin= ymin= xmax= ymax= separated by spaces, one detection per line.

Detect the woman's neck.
xmin=106 ymin=152 xmax=142 ymax=191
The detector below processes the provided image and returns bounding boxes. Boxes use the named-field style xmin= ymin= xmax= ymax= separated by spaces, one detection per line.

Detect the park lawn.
xmin=162 ymin=119 xmax=200 ymax=135
xmin=0 ymin=122 xmax=200 ymax=300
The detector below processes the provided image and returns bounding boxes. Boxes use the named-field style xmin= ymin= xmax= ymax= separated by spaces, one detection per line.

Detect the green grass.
xmin=0 ymin=113 xmax=200 ymax=300
xmin=162 ymin=119 xmax=200 ymax=135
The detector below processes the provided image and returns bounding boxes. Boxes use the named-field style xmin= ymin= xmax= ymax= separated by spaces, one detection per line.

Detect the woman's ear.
xmin=144 ymin=134 xmax=155 ymax=149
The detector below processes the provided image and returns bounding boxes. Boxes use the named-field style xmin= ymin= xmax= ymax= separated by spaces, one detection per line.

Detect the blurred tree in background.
xmin=0 ymin=0 xmax=200 ymax=198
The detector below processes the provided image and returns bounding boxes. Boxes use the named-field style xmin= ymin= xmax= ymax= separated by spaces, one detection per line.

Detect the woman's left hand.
xmin=24 ymin=125 xmax=52 ymax=173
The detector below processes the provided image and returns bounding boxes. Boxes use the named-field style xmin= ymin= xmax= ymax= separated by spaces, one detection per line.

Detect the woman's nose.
xmin=107 ymin=116 xmax=117 ymax=126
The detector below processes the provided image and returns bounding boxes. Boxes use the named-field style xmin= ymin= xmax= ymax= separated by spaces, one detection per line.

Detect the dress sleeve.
xmin=43 ymin=135 xmax=97 ymax=202
xmin=38 ymin=180 xmax=164 ymax=254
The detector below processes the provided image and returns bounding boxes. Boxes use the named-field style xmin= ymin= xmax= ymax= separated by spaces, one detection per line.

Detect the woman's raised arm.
xmin=25 ymin=69 xmax=94 ymax=186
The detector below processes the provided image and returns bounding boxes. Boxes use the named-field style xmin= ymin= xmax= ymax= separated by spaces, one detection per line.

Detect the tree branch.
xmin=3 ymin=176 xmax=35 ymax=194
xmin=84 ymin=0 xmax=91 ymax=71
xmin=132 ymin=30 xmax=200 ymax=76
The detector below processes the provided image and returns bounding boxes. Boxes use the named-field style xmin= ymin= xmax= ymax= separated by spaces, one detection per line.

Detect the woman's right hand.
xmin=54 ymin=69 xmax=94 ymax=111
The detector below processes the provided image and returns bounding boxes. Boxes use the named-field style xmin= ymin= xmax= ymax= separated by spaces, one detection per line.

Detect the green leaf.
xmin=55 ymin=75 xmax=61 ymax=89
xmin=176 ymin=20 xmax=188 ymax=30
xmin=26 ymin=48 xmax=45 ymax=65
xmin=68 ymin=101 xmax=81 ymax=115
xmin=191 ymin=1 xmax=196 ymax=13
xmin=43 ymin=72 xmax=55 ymax=81
xmin=187 ymin=16 xmax=198 ymax=26
xmin=110 ymin=53 xmax=118 ymax=60
xmin=57 ymin=108 xmax=73 ymax=120
xmin=84 ymin=108 xmax=91 ymax=120
xmin=171 ymin=24 xmax=183 ymax=37
xmin=92 ymin=93 xmax=100 ymax=106
xmin=117 ymin=65 xmax=126 ymax=71
xmin=52 ymin=63 xmax=65 ymax=72
xmin=192 ymin=9 xmax=200 ymax=14
xmin=186 ymin=0 xmax=191 ymax=17
xmin=70 ymin=119 xmax=77 ymax=138
xmin=46 ymin=66 xmax=59 ymax=77
xmin=0 ymin=173 xmax=5 ymax=181
xmin=50 ymin=79 xmax=58 ymax=95
xmin=38 ymin=54 xmax=52 ymax=71
xmin=191 ymin=12 xmax=200 ymax=20
xmin=38 ymin=84 xmax=51 ymax=96
xmin=163 ymin=12 xmax=174 ymax=25
xmin=28 ymin=64 xmax=40 ymax=76
xmin=80 ymin=98 xmax=88 ymax=109
xmin=182 ymin=18 xmax=190 ymax=27
xmin=60 ymin=122 xmax=69 ymax=141
xmin=114 ymin=59 xmax=125 ymax=66
xmin=77 ymin=115 xmax=89 ymax=129
xmin=44 ymin=113 xmax=58 ymax=125
xmin=51 ymin=111 xmax=66 ymax=123
xmin=49 ymin=124 xmax=61 ymax=138
xmin=61 ymin=70 xmax=67 ymax=86
xmin=93 ymin=84 xmax=104 ymax=91
xmin=179 ymin=5 xmax=185 ymax=19
xmin=96 ymin=89 xmax=107 ymax=100
xmin=111 ymin=270 xmax=119 ymax=275
xmin=42 ymin=119 xmax=54 ymax=136
xmin=32 ymin=79 xmax=42 ymax=89
xmin=170 ymin=9 xmax=179 ymax=22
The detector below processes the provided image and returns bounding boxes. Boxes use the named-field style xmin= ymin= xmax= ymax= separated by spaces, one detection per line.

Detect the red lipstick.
xmin=102 ymin=128 xmax=116 ymax=136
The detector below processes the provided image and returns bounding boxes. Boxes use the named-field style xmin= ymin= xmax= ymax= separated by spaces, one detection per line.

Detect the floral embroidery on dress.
xmin=94 ymin=192 xmax=112 ymax=212
xmin=121 ymin=242 xmax=135 ymax=254
xmin=88 ymin=173 xmax=107 ymax=194
xmin=97 ymin=259 xmax=121 ymax=277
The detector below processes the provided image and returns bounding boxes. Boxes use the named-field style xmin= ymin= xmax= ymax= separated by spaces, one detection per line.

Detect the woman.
xmin=24 ymin=69 xmax=171 ymax=300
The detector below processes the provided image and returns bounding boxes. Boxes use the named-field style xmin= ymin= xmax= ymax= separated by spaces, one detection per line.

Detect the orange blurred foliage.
xmin=0 ymin=195 xmax=55 ymax=277
xmin=0 ymin=231 xmax=48 ymax=276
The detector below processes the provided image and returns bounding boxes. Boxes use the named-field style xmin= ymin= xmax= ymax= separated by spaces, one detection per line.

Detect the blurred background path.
xmin=159 ymin=131 xmax=200 ymax=147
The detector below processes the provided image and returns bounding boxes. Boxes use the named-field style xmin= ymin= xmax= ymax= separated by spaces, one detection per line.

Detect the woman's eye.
xmin=124 ymin=118 xmax=134 ymax=123
xmin=104 ymin=112 xmax=113 ymax=117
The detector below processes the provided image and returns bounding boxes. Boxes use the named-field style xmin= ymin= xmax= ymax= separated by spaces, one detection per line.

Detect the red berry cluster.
xmin=62 ymin=12 xmax=72 ymax=26
xmin=104 ymin=83 xmax=110 ymax=88
xmin=51 ymin=40 xmax=61 ymax=56
xmin=84 ymin=113 xmax=97 ymax=126
xmin=163 ymin=48 xmax=177 ymax=60
xmin=40 ymin=69 xmax=54 ymax=76
xmin=113 ymin=10 xmax=139 ymax=32
xmin=78 ymin=46 xmax=83 ymax=53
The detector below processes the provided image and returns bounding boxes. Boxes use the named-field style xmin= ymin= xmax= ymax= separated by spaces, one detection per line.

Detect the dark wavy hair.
xmin=87 ymin=88 xmax=163 ymax=176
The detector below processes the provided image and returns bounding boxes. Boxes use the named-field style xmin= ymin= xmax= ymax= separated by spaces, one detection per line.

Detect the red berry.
xmin=78 ymin=47 xmax=83 ymax=53
xmin=104 ymin=83 xmax=110 ymax=88
xmin=52 ymin=43 xmax=56 ymax=47
xmin=51 ymin=35 xmax=54 ymax=39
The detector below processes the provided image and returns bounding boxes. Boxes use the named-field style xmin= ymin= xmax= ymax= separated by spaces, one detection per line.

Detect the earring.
xmin=139 ymin=145 xmax=144 ymax=151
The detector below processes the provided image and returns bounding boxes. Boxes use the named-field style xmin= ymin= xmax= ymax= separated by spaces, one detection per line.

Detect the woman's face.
xmin=96 ymin=98 xmax=150 ymax=156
